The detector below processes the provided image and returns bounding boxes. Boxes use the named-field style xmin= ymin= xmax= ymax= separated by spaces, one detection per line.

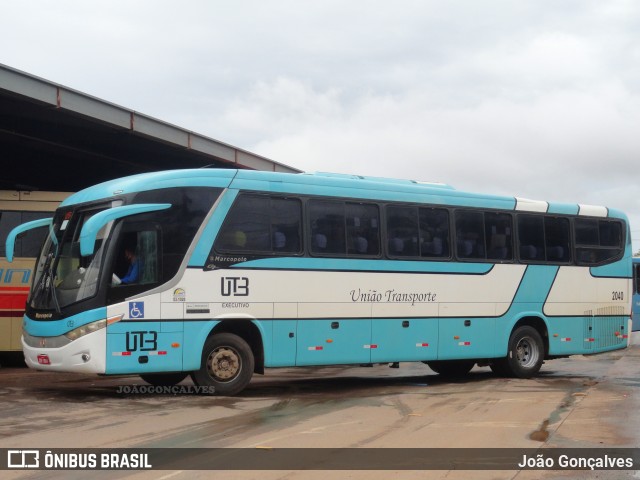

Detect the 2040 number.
xmin=612 ymin=291 xmax=624 ymax=301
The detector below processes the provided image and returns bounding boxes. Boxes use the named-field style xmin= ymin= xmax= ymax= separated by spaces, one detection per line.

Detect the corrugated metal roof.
xmin=0 ymin=63 xmax=301 ymax=191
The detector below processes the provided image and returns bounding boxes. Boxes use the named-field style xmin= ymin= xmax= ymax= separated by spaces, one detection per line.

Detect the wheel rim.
xmin=207 ymin=346 xmax=241 ymax=382
xmin=515 ymin=336 xmax=539 ymax=368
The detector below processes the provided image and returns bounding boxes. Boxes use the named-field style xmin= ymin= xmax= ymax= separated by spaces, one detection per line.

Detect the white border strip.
xmin=578 ymin=204 xmax=608 ymax=217
xmin=515 ymin=197 xmax=548 ymax=213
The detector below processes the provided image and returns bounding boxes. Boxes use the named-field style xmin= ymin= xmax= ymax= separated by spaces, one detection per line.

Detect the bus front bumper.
xmin=22 ymin=328 xmax=106 ymax=374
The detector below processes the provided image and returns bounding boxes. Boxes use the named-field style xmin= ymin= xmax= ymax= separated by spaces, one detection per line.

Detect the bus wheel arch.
xmin=491 ymin=317 xmax=548 ymax=378
xmin=209 ymin=319 xmax=265 ymax=375
xmin=191 ymin=331 xmax=255 ymax=396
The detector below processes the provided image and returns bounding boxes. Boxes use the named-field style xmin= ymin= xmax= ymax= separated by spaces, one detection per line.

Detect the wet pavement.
xmin=1 ymin=334 xmax=639 ymax=479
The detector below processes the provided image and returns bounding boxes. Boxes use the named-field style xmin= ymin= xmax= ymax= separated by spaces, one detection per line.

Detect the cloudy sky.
xmin=2 ymin=1 xmax=640 ymax=250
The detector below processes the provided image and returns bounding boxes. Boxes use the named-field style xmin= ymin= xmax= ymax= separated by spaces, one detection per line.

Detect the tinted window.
xmin=575 ymin=218 xmax=624 ymax=265
xmin=386 ymin=206 xmax=451 ymax=259
xmin=215 ymin=194 xmax=302 ymax=254
xmin=455 ymin=211 xmax=485 ymax=259
xmin=309 ymin=200 xmax=380 ymax=256
xmin=517 ymin=215 xmax=545 ymax=262
xmin=485 ymin=212 xmax=513 ymax=261
xmin=420 ymin=208 xmax=450 ymax=258
xmin=544 ymin=217 xmax=571 ymax=262
xmin=0 ymin=211 xmax=52 ymax=258
xmin=346 ymin=203 xmax=380 ymax=256
xmin=386 ymin=206 xmax=419 ymax=257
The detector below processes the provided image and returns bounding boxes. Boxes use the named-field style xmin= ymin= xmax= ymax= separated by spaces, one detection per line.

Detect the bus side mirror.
xmin=79 ymin=203 xmax=171 ymax=256
xmin=5 ymin=218 xmax=53 ymax=262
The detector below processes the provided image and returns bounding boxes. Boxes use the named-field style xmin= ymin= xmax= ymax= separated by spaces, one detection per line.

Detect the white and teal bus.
xmin=5 ymin=169 xmax=632 ymax=395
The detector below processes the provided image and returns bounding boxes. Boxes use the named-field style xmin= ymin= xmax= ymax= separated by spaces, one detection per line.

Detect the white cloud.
xmin=2 ymin=0 xmax=640 ymax=249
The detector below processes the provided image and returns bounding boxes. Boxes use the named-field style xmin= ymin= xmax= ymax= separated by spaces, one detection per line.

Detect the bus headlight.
xmin=65 ymin=319 xmax=107 ymax=341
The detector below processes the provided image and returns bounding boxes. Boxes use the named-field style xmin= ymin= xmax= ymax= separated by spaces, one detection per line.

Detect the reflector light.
xmin=363 ymin=344 xmax=378 ymax=349
xmin=416 ymin=343 xmax=430 ymax=347
xmin=308 ymin=346 xmax=323 ymax=351
xmin=37 ymin=354 xmax=50 ymax=365
xmin=112 ymin=352 xmax=132 ymax=356
xmin=585 ymin=338 xmax=595 ymax=342
xmin=458 ymin=341 xmax=471 ymax=346
xmin=561 ymin=338 xmax=572 ymax=342
xmin=107 ymin=314 xmax=124 ymax=325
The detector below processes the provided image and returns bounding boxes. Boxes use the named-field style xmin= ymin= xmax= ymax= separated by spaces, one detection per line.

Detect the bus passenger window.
xmin=386 ymin=206 xmax=419 ymax=257
xmin=216 ymin=194 xmax=302 ymax=255
xmin=575 ymin=218 xmax=623 ymax=265
xmin=517 ymin=215 xmax=545 ymax=262
xmin=485 ymin=212 xmax=513 ymax=261
xmin=309 ymin=201 xmax=345 ymax=255
xmin=420 ymin=208 xmax=450 ymax=258
xmin=455 ymin=211 xmax=485 ymax=260
xmin=309 ymin=200 xmax=379 ymax=257
xmin=544 ymin=217 xmax=570 ymax=263
xmin=346 ymin=203 xmax=379 ymax=256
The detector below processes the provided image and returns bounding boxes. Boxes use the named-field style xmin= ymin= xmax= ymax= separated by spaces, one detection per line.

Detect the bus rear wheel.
xmin=191 ymin=333 xmax=254 ymax=396
xmin=426 ymin=360 xmax=475 ymax=377
xmin=139 ymin=372 xmax=188 ymax=386
xmin=497 ymin=326 xmax=544 ymax=378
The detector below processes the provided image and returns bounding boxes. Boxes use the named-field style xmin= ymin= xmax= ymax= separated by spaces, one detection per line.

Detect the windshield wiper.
xmin=32 ymin=252 xmax=62 ymax=315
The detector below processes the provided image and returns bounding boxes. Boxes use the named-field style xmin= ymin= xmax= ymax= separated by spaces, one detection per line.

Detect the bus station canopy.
xmin=0 ymin=63 xmax=301 ymax=192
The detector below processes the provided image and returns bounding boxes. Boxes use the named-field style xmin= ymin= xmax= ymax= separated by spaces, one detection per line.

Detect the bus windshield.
xmin=30 ymin=204 xmax=116 ymax=311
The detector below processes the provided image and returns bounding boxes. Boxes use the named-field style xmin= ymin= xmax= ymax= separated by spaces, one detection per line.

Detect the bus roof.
xmin=61 ymin=168 xmax=623 ymax=219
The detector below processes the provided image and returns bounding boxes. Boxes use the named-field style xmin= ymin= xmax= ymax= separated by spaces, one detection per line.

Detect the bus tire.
xmin=502 ymin=326 xmax=544 ymax=378
xmin=191 ymin=333 xmax=254 ymax=396
xmin=426 ymin=360 xmax=475 ymax=377
xmin=139 ymin=372 xmax=188 ymax=386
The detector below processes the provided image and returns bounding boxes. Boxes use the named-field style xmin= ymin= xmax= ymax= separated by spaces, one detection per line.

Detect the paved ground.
xmin=1 ymin=334 xmax=639 ymax=479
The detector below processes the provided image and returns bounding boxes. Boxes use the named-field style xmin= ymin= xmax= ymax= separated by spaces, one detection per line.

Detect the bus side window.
xmin=485 ymin=212 xmax=513 ymax=261
xmin=309 ymin=201 xmax=345 ymax=255
xmin=544 ymin=217 xmax=571 ymax=263
xmin=420 ymin=208 xmax=450 ymax=259
xmin=455 ymin=210 xmax=485 ymax=260
xmin=386 ymin=205 xmax=419 ymax=257
xmin=215 ymin=194 xmax=302 ymax=255
xmin=518 ymin=215 xmax=545 ymax=262
xmin=575 ymin=219 xmax=624 ymax=266
xmin=346 ymin=203 xmax=379 ymax=256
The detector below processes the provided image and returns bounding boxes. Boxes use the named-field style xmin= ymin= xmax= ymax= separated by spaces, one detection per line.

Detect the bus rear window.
xmin=575 ymin=218 xmax=624 ymax=265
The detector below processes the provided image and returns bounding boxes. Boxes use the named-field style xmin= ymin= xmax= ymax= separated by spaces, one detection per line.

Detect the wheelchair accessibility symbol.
xmin=129 ymin=302 xmax=144 ymax=319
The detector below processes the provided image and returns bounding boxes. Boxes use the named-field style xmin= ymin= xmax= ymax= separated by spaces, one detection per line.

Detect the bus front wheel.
xmin=497 ymin=326 xmax=544 ymax=378
xmin=191 ymin=333 xmax=255 ymax=396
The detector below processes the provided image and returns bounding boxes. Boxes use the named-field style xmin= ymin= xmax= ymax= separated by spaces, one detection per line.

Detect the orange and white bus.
xmin=0 ymin=190 xmax=70 ymax=352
